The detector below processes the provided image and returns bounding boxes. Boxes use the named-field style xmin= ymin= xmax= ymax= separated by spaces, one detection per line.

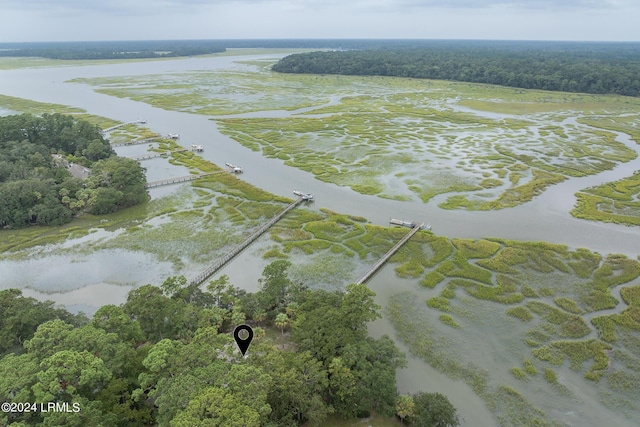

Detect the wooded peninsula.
xmin=272 ymin=42 xmax=640 ymax=97
xmin=0 ymin=114 xmax=147 ymax=228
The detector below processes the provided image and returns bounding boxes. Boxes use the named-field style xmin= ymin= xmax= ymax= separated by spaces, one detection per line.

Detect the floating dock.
xmin=390 ymin=218 xmax=431 ymax=231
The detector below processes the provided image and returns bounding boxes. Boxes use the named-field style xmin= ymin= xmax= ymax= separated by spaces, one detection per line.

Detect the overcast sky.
xmin=1 ymin=0 xmax=639 ymax=42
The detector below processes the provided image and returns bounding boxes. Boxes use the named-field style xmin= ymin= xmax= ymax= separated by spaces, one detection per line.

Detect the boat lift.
xmin=293 ymin=190 xmax=314 ymax=201
xmin=225 ymin=162 xmax=243 ymax=173
xmin=390 ymin=218 xmax=432 ymax=231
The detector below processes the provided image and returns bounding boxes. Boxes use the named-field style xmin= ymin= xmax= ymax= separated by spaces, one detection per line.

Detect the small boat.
xmin=167 ymin=133 xmax=180 ymax=139
xmin=191 ymin=144 xmax=204 ymax=152
xmin=225 ymin=162 xmax=243 ymax=173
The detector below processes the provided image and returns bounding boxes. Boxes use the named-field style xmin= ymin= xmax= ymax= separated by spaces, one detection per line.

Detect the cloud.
xmin=0 ymin=0 xmax=638 ymax=41
xmin=395 ymin=0 xmax=623 ymax=9
xmin=2 ymin=0 xmax=628 ymax=13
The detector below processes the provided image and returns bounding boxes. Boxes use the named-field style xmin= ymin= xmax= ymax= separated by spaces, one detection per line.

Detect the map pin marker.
xmin=233 ymin=324 xmax=254 ymax=356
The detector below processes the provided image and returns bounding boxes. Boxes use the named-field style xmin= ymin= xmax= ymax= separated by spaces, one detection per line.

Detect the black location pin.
xmin=233 ymin=324 xmax=254 ymax=356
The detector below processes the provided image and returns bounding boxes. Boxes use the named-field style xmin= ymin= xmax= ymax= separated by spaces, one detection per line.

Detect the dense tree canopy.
xmin=272 ymin=42 xmax=640 ymax=97
xmin=0 ymin=262 xmax=456 ymax=426
xmin=0 ymin=114 xmax=147 ymax=228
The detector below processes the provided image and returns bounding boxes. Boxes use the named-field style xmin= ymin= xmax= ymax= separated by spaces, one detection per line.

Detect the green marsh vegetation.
xmin=572 ymin=170 xmax=640 ymax=226
xmin=387 ymin=237 xmax=640 ymax=425
xmin=218 ymin=89 xmax=636 ymax=209
xmin=73 ymin=58 xmax=640 ymax=219
xmin=0 ymin=120 xmax=430 ymax=289
xmin=0 ymin=94 xmax=119 ymax=129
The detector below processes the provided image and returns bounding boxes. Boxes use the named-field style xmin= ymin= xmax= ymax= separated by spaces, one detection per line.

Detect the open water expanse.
xmin=1 ymin=53 xmax=639 ymax=426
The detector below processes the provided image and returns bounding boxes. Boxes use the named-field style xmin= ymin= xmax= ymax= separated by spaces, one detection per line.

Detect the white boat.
xmin=225 ymin=162 xmax=243 ymax=173
xmin=167 ymin=133 xmax=180 ymax=139
xmin=191 ymin=144 xmax=204 ymax=152
xmin=293 ymin=190 xmax=314 ymax=201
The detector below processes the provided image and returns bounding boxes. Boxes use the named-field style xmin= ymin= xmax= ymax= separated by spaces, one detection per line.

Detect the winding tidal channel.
xmin=1 ymin=53 xmax=639 ymax=426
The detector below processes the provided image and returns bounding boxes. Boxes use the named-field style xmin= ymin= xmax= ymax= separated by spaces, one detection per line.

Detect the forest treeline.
xmin=0 ymin=114 xmax=147 ymax=228
xmin=0 ymin=40 xmax=226 ymax=60
xmin=272 ymin=43 xmax=640 ymax=97
xmin=0 ymin=261 xmax=460 ymax=426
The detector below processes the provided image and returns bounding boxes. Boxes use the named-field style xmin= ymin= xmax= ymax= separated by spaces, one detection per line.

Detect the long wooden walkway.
xmin=102 ymin=120 xmax=146 ymax=134
xmin=190 ymin=197 xmax=305 ymax=286
xmin=355 ymin=223 xmax=424 ymax=285
xmin=144 ymin=171 xmax=223 ymax=189
xmin=128 ymin=149 xmax=188 ymax=162
xmin=112 ymin=137 xmax=161 ymax=147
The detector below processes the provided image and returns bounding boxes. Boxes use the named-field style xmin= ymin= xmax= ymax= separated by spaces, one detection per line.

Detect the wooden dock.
xmin=111 ymin=137 xmax=161 ymax=147
xmin=190 ymin=197 xmax=305 ymax=286
xmin=355 ymin=223 xmax=424 ymax=285
xmin=128 ymin=149 xmax=189 ymax=162
xmin=144 ymin=171 xmax=223 ymax=189
xmin=102 ymin=120 xmax=147 ymax=134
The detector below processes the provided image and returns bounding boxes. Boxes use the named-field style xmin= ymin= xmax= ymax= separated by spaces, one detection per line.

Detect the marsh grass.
xmin=73 ymin=61 xmax=640 ymax=213
xmin=0 ymin=94 xmax=119 ymax=129
xmin=506 ymin=306 xmax=534 ymax=322
xmin=439 ymin=314 xmax=460 ymax=328
xmin=572 ymin=170 xmax=640 ymax=227
xmin=543 ymin=368 xmax=558 ymax=384
xmin=621 ymin=285 xmax=640 ymax=306
xmin=533 ymin=339 xmax=611 ymax=381
xmin=388 ymin=236 xmax=640 ymax=423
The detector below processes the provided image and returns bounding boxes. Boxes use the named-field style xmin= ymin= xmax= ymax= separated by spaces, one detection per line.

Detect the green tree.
xmin=250 ymin=343 xmax=331 ymax=426
xmin=412 ymin=392 xmax=460 ymax=427
xmin=39 ymin=396 xmax=110 ymax=427
xmin=395 ymin=394 xmax=415 ymax=424
xmin=0 ymin=353 xmax=40 ymax=425
xmin=328 ymin=357 xmax=357 ymax=417
xmin=33 ymin=350 xmax=112 ymax=401
xmin=123 ymin=285 xmax=184 ymax=341
xmin=91 ymin=305 xmax=143 ymax=345
xmin=62 ymin=325 xmax=136 ymax=378
xmin=342 ymin=283 xmax=381 ymax=331
xmin=0 ymin=289 xmax=84 ymax=355
xmin=275 ymin=313 xmax=289 ymax=348
xmin=259 ymin=260 xmax=303 ymax=312
xmin=170 ymin=387 xmax=261 ymax=427
xmin=24 ymin=319 xmax=75 ymax=359
xmin=285 ymin=302 xmax=299 ymax=319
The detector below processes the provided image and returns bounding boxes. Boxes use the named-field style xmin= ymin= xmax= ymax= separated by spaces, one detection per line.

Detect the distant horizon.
xmin=2 ymin=0 xmax=638 ymax=43
xmin=2 ymin=38 xmax=640 ymax=46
